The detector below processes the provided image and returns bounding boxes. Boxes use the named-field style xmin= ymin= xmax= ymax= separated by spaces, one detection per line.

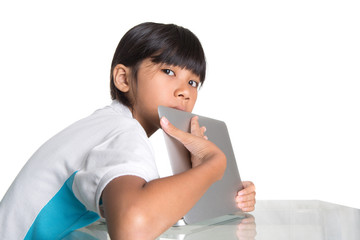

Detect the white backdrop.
xmin=0 ymin=0 xmax=359 ymax=209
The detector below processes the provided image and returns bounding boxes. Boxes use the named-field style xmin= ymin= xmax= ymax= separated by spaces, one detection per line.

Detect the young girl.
xmin=0 ymin=22 xmax=255 ymax=240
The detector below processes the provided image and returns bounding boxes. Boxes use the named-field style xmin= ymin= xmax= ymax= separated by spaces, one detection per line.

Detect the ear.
xmin=113 ymin=64 xmax=131 ymax=93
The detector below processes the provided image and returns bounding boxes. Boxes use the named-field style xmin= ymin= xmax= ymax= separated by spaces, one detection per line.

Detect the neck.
xmin=142 ymin=123 xmax=158 ymax=138
xmin=130 ymin=108 xmax=159 ymax=138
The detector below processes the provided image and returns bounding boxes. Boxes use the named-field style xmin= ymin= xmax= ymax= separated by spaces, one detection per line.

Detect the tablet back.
xmin=158 ymin=106 xmax=243 ymax=224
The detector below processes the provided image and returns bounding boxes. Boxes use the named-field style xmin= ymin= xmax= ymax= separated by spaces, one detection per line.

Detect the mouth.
xmin=172 ymin=106 xmax=186 ymax=112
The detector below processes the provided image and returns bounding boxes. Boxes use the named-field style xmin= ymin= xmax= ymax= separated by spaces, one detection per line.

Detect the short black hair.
xmin=110 ymin=22 xmax=206 ymax=107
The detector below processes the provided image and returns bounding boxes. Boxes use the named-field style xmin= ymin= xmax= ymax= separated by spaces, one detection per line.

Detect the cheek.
xmin=152 ymin=89 xmax=170 ymax=104
xmin=188 ymin=92 xmax=198 ymax=112
xmin=193 ymin=92 xmax=198 ymax=103
xmin=143 ymin=87 xmax=171 ymax=110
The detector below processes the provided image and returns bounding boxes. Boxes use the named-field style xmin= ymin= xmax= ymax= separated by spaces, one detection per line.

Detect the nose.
xmin=174 ymin=84 xmax=190 ymax=100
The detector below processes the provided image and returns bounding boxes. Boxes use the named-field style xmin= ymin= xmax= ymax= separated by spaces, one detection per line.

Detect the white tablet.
xmin=158 ymin=106 xmax=243 ymax=224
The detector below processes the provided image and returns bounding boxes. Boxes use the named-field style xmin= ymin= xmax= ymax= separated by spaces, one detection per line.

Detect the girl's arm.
xmin=102 ymin=116 xmax=226 ymax=240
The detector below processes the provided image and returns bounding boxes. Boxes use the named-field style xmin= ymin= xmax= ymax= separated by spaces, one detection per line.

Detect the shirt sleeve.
xmin=72 ymin=127 xmax=159 ymax=215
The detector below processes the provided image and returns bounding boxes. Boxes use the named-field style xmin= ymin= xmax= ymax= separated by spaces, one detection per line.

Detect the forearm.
xmin=143 ymin=156 xmax=224 ymax=224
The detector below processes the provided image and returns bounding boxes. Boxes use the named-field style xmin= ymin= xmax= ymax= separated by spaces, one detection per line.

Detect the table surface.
xmin=68 ymin=200 xmax=360 ymax=240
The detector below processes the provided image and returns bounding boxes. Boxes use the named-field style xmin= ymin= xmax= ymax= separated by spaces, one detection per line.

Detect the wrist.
xmin=200 ymin=151 xmax=227 ymax=181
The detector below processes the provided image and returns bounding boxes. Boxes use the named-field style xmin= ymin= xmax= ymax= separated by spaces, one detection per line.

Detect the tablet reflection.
xmin=158 ymin=213 xmax=256 ymax=240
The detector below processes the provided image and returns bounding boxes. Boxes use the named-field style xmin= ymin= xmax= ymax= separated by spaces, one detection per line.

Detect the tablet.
xmin=158 ymin=106 xmax=243 ymax=224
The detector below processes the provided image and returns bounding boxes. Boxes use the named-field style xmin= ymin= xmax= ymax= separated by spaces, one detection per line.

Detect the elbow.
xmin=127 ymin=208 xmax=154 ymax=239
xmin=110 ymin=206 xmax=159 ymax=240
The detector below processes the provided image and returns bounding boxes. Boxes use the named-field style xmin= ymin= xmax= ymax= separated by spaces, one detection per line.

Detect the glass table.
xmin=69 ymin=200 xmax=360 ymax=239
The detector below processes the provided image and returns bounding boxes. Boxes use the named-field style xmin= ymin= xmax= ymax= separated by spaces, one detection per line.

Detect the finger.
xmin=237 ymin=199 xmax=256 ymax=207
xmin=236 ymin=189 xmax=256 ymax=213
xmin=200 ymin=126 xmax=206 ymax=135
xmin=242 ymin=181 xmax=255 ymax=188
xmin=237 ymin=200 xmax=256 ymax=212
xmin=160 ymin=116 xmax=191 ymax=144
xmin=236 ymin=192 xmax=256 ymax=202
xmin=160 ymin=116 xmax=208 ymax=151
xmin=237 ymin=181 xmax=256 ymax=196
xmin=190 ymin=116 xmax=202 ymax=137
xmin=200 ymin=126 xmax=208 ymax=140
xmin=240 ymin=206 xmax=255 ymax=212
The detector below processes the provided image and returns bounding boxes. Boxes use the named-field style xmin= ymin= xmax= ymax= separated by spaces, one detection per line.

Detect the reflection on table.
xmin=69 ymin=200 xmax=360 ymax=240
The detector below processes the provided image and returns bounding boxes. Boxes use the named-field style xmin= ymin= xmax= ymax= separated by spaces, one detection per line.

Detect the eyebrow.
xmin=155 ymin=62 xmax=201 ymax=80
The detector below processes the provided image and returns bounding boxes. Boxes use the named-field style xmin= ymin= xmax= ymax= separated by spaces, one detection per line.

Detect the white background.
xmin=0 ymin=0 xmax=359 ymax=209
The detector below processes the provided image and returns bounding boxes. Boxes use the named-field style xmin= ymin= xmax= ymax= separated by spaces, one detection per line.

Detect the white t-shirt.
xmin=0 ymin=101 xmax=159 ymax=240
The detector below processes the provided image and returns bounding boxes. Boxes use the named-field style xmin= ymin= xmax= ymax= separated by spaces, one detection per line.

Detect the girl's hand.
xmin=236 ymin=181 xmax=256 ymax=212
xmin=160 ymin=116 xmax=226 ymax=180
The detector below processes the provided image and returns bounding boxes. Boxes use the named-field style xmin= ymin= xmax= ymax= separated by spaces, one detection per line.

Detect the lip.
xmin=172 ymin=106 xmax=186 ymax=111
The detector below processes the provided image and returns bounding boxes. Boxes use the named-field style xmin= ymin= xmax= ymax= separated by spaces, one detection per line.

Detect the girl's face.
xmin=131 ymin=58 xmax=200 ymax=136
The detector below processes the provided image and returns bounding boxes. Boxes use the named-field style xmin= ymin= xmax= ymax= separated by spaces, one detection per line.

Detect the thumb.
xmin=160 ymin=116 xmax=226 ymax=173
xmin=160 ymin=116 xmax=190 ymax=144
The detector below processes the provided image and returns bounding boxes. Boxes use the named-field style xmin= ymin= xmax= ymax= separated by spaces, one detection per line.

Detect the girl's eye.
xmin=189 ymin=80 xmax=199 ymax=88
xmin=162 ymin=69 xmax=175 ymax=76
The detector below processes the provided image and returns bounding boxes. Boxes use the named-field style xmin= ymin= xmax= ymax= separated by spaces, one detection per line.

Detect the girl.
xmin=0 ymin=22 xmax=255 ymax=240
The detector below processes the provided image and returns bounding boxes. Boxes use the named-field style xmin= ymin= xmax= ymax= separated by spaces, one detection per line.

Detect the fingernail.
xmin=161 ymin=116 xmax=169 ymax=126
